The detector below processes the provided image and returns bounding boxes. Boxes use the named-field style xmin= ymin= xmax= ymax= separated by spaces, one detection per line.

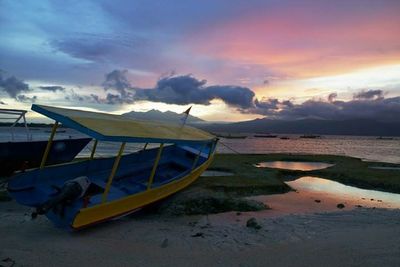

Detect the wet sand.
xmin=1 ymin=201 xmax=399 ymax=267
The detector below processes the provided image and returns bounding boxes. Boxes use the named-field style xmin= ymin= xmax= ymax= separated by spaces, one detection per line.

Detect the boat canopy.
xmin=32 ymin=104 xmax=215 ymax=144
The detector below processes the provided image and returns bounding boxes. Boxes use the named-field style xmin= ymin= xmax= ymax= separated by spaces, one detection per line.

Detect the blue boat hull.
xmin=8 ymin=144 xmax=212 ymax=230
xmin=0 ymin=138 xmax=92 ymax=176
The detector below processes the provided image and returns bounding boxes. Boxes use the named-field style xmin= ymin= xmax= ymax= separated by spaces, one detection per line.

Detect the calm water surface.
xmin=255 ymin=161 xmax=334 ymax=171
xmin=217 ymin=135 xmax=400 ymax=164
xmin=1 ymin=127 xmax=399 ymax=163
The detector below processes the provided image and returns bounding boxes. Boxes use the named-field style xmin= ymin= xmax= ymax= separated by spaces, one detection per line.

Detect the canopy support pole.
xmin=90 ymin=139 xmax=98 ymax=160
xmin=208 ymin=139 xmax=218 ymax=159
xmin=147 ymin=143 xmax=164 ymax=190
xmin=40 ymin=121 xmax=59 ymax=169
xmin=192 ymin=143 xmax=206 ymax=170
xmin=102 ymin=142 xmax=126 ymax=203
xmin=143 ymin=143 xmax=148 ymax=151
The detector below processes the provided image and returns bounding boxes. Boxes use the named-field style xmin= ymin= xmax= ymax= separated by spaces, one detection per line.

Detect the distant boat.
xmin=300 ymin=134 xmax=321 ymax=139
xmin=45 ymin=129 xmax=66 ymax=133
xmin=0 ymin=108 xmax=91 ymax=176
xmin=8 ymin=105 xmax=218 ymax=230
xmin=254 ymin=134 xmax=277 ymax=138
xmin=217 ymin=133 xmax=247 ymax=139
xmin=376 ymin=136 xmax=394 ymax=140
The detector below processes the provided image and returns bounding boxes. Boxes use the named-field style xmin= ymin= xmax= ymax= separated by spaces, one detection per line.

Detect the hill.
xmin=122 ymin=109 xmax=204 ymax=124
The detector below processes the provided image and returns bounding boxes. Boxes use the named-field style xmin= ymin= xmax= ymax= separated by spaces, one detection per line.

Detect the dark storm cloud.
xmin=353 ymin=89 xmax=384 ymax=100
xmin=51 ymin=38 xmax=114 ymax=62
xmin=0 ymin=72 xmax=30 ymax=98
xmin=101 ymin=70 xmax=255 ymax=109
xmin=327 ymin=92 xmax=337 ymax=102
xmin=38 ymin=85 xmax=66 ymax=92
xmin=102 ymin=69 xmax=134 ymax=98
xmin=64 ymin=88 xmax=100 ymax=103
xmin=247 ymin=91 xmax=400 ymax=122
xmin=16 ymin=94 xmax=37 ymax=103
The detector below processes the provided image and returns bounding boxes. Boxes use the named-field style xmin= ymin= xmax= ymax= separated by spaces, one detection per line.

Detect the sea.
xmin=1 ymin=127 xmax=399 ymax=164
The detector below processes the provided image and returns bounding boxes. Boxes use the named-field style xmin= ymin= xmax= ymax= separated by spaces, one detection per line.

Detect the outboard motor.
xmin=32 ymin=176 xmax=90 ymax=219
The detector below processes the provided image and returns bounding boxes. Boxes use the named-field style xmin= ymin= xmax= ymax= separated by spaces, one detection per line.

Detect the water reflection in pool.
xmin=255 ymin=161 xmax=334 ymax=171
xmin=288 ymin=176 xmax=400 ymax=207
xmin=249 ymin=176 xmax=400 ymax=217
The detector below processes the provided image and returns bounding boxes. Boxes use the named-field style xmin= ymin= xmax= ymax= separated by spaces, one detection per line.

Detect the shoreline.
xmin=1 ymin=153 xmax=400 ymax=266
xmin=1 ymin=201 xmax=399 ymax=267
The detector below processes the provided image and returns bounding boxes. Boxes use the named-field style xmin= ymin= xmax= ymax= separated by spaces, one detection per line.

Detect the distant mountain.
xmin=199 ymin=118 xmax=400 ymax=136
xmin=122 ymin=109 xmax=205 ymax=124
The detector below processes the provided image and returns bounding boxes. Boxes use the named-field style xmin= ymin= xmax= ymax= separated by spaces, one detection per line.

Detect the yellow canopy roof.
xmin=32 ymin=104 xmax=215 ymax=144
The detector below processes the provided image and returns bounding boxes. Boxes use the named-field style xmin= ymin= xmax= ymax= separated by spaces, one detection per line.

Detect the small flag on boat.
xmin=180 ymin=106 xmax=192 ymax=126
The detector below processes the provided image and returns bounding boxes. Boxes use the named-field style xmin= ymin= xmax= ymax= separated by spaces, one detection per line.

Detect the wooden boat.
xmin=299 ymin=134 xmax=321 ymax=139
xmin=254 ymin=134 xmax=277 ymax=138
xmin=0 ymin=108 xmax=91 ymax=176
xmin=217 ymin=133 xmax=247 ymax=139
xmin=8 ymin=105 xmax=218 ymax=230
xmin=376 ymin=136 xmax=394 ymax=140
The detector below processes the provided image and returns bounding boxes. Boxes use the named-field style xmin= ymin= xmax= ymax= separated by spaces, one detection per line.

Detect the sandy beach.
xmin=1 ymin=200 xmax=399 ymax=267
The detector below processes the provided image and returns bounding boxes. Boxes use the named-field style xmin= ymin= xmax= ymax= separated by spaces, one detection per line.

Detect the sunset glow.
xmin=0 ymin=0 xmax=399 ymax=122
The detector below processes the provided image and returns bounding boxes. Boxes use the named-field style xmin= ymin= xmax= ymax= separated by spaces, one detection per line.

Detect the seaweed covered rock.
xmin=156 ymin=189 xmax=269 ymax=215
xmin=246 ymin=217 xmax=262 ymax=230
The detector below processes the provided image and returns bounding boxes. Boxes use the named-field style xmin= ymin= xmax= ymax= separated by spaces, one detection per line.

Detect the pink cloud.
xmin=186 ymin=2 xmax=400 ymax=78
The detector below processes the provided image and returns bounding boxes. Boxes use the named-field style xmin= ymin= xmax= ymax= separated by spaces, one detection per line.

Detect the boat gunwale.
xmin=71 ymin=153 xmax=215 ymax=229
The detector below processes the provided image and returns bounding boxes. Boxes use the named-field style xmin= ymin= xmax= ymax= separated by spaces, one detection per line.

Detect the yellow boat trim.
xmin=147 ymin=143 xmax=164 ymax=190
xmin=191 ymin=143 xmax=206 ymax=170
xmin=40 ymin=121 xmax=59 ymax=169
xmin=102 ymin=142 xmax=126 ymax=203
xmin=72 ymin=154 xmax=214 ymax=229
xmin=90 ymin=140 xmax=98 ymax=160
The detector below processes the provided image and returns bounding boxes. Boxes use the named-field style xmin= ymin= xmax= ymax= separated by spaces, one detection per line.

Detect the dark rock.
xmin=1 ymin=257 xmax=15 ymax=267
xmin=236 ymin=212 xmax=242 ymax=216
xmin=161 ymin=238 xmax=169 ymax=248
xmin=0 ymin=191 xmax=12 ymax=202
xmin=314 ymin=199 xmax=321 ymax=203
xmin=246 ymin=218 xmax=262 ymax=230
xmin=370 ymin=199 xmax=374 ymax=201
xmin=191 ymin=232 xmax=205 ymax=238
xmin=188 ymin=221 xmax=197 ymax=227
xmin=355 ymin=205 xmax=363 ymax=208
xmin=337 ymin=203 xmax=345 ymax=209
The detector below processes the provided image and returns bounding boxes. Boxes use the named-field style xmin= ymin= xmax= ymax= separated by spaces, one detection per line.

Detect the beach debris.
xmin=314 ymin=199 xmax=321 ymax=203
xmin=336 ymin=203 xmax=345 ymax=209
xmin=160 ymin=238 xmax=169 ymax=248
xmin=200 ymin=223 xmax=211 ymax=229
xmin=191 ymin=232 xmax=205 ymax=238
xmin=0 ymin=191 xmax=12 ymax=202
xmin=188 ymin=221 xmax=197 ymax=227
xmin=1 ymin=257 xmax=15 ymax=267
xmin=246 ymin=218 xmax=262 ymax=230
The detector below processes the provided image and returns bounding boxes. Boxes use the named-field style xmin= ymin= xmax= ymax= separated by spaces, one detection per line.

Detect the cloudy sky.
xmin=0 ymin=0 xmax=399 ymax=122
